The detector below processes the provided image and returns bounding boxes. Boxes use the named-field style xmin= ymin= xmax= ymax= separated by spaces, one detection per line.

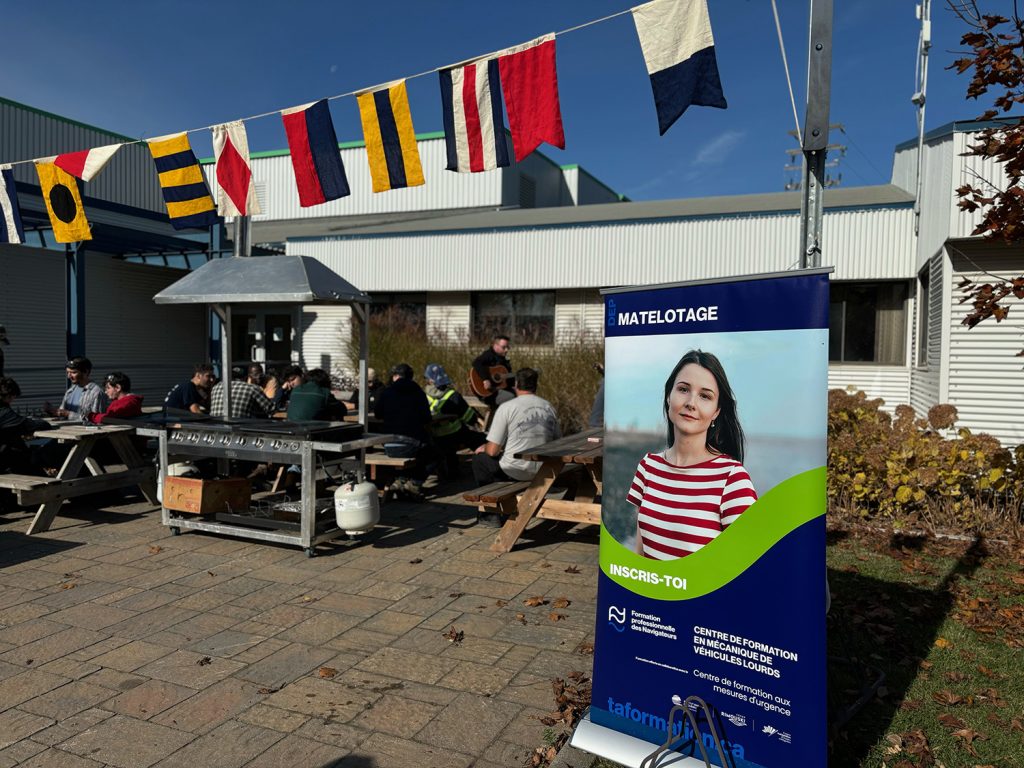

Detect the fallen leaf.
xmin=1010 ymin=717 xmax=1023 ymax=731
xmin=443 ymin=626 xmax=465 ymax=644
xmin=575 ymin=641 xmax=594 ymax=655
xmin=920 ymin=660 xmax=934 ymax=670
xmin=409 ymin=558 xmax=423 ymax=564
xmin=317 ymin=667 xmax=337 ymax=679
xmin=952 ymin=727 xmax=986 ymax=757
xmin=539 ymin=716 xmax=558 ymax=726
xmin=883 ymin=733 xmax=903 ymax=755
xmin=448 ymin=592 xmax=465 ymax=599
xmin=933 ymin=689 xmax=964 ymax=707
xmin=148 ymin=545 xmax=163 ymax=554
xmin=977 ymin=664 xmax=995 ymax=678
xmin=257 ymin=687 xmax=279 ymax=694
xmin=564 ymin=565 xmax=581 ymax=574
xmin=523 ymin=596 xmax=548 ymax=607
xmin=934 ymin=636 xmax=953 ymax=649
xmin=59 ymin=583 xmax=76 ymax=590
xmin=945 ymin=671 xmax=969 ymax=683
xmin=515 ymin=612 xmax=527 ymax=624
xmin=196 ymin=656 xmax=212 ymax=666
xmin=207 ymin=571 xmax=215 ymax=576
xmin=495 ymin=599 xmax=509 ymax=607
xmin=552 ymin=598 xmax=571 ymax=609
xmin=900 ymin=699 xmax=923 ymax=711
xmin=548 ymin=612 xmax=566 ymax=622
xmin=938 ymin=713 xmax=967 ymax=730
xmin=545 ymin=746 xmax=557 ymax=762
xmin=540 ymin=562 xmax=552 ymax=569
xmin=301 ymin=596 xmax=315 ymax=603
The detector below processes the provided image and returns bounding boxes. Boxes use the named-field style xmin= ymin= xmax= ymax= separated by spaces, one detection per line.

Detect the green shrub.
xmin=827 ymin=388 xmax=1024 ymax=532
xmin=342 ymin=312 xmax=604 ymax=435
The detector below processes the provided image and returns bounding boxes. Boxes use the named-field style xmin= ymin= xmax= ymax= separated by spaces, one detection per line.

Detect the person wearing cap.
xmin=44 ymin=356 xmax=108 ymax=422
xmin=89 ymin=372 xmax=144 ymax=424
xmin=0 ymin=324 xmax=9 ymax=377
xmin=424 ymin=363 xmax=484 ymax=479
xmin=374 ymin=363 xmax=432 ymax=499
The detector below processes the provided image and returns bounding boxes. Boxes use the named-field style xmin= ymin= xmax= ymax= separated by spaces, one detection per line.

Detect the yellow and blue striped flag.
xmin=147 ymin=133 xmax=219 ymax=230
xmin=356 ymin=80 xmax=424 ymax=193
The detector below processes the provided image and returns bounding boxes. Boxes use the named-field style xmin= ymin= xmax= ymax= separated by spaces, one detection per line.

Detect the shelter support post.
xmin=212 ymin=304 xmax=232 ymax=418
xmin=233 ymin=216 xmax=251 ymax=258
xmin=353 ymin=303 xmax=368 ymax=426
xmin=65 ymin=243 xmax=87 ymax=360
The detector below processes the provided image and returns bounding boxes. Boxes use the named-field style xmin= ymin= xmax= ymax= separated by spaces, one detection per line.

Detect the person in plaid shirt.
xmin=210 ymin=368 xmax=274 ymax=419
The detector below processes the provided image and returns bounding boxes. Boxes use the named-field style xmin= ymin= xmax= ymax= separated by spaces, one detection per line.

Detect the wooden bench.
xmin=463 ymin=480 xmax=531 ymax=517
xmin=363 ymin=451 xmax=418 ymax=492
xmin=0 ymin=467 xmax=155 ymax=507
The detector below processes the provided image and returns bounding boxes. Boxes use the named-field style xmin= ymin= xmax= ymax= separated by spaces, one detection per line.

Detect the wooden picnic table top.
xmin=515 ymin=427 xmax=603 ymax=464
xmin=31 ymin=421 xmax=138 ymax=440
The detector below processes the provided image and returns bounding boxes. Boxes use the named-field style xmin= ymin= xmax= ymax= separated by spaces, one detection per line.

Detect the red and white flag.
xmin=497 ymin=34 xmax=565 ymax=162
xmin=37 ymin=144 xmax=121 ymax=182
xmin=212 ymin=121 xmax=261 ymax=217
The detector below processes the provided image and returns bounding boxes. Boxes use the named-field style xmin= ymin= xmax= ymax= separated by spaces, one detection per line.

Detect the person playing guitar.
xmin=469 ymin=335 xmax=515 ymax=407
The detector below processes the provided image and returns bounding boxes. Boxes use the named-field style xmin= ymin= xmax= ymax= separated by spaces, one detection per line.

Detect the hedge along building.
xmin=0 ymin=97 xmax=212 ymax=413
xmin=227 ymin=121 xmax=1023 ymax=448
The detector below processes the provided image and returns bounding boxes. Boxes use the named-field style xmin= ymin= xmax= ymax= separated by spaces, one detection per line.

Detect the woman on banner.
xmin=629 ymin=349 xmax=757 ymax=560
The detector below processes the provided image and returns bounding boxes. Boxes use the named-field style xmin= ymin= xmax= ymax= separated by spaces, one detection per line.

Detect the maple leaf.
xmin=495 ymin=599 xmax=508 ymax=607
xmin=564 ymin=565 xmax=581 ymax=574
xmin=552 ymin=598 xmax=571 ymax=609
xmin=952 ymin=727 xmax=986 ymax=757
xmin=575 ymin=641 xmax=595 ymax=655
xmin=523 ymin=596 xmax=549 ymax=607
xmin=934 ymin=636 xmax=954 ymax=649
xmin=933 ymin=689 xmax=964 ymax=707
xmin=317 ymin=667 xmax=337 ymax=679
xmin=548 ymin=612 xmax=567 ymax=622
xmin=938 ymin=713 xmax=967 ymax=730
xmin=442 ymin=626 xmax=465 ymax=644
xmin=148 ymin=545 xmax=163 ymax=554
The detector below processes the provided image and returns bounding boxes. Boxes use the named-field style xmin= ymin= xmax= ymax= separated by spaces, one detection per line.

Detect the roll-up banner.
xmin=575 ymin=270 xmax=830 ymax=768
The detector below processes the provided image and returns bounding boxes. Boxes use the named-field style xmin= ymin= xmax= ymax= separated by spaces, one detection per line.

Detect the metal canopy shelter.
xmin=154 ymin=255 xmax=372 ymax=419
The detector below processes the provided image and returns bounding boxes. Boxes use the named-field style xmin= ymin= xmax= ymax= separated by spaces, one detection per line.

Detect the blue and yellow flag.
xmin=356 ymin=80 xmax=424 ymax=193
xmin=147 ymin=133 xmax=219 ymax=230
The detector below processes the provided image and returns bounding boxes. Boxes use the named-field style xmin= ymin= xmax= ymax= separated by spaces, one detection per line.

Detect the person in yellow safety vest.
xmin=424 ymin=363 xmax=485 ymax=479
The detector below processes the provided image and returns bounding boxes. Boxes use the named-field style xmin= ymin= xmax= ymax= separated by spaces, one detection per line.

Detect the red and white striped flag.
xmin=439 ymin=59 xmax=510 ymax=173
xmin=212 ymin=121 xmax=261 ymax=217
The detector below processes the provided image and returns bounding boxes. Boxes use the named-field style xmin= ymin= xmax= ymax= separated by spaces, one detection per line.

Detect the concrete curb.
xmin=550 ymin=742 xmax=600 ymax=768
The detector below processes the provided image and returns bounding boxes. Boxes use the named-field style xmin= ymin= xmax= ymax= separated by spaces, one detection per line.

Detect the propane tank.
xmin=334 ymin=481 xmax=380 ymax=534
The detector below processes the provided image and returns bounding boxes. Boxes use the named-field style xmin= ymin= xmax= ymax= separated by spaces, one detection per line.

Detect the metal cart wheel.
xmin=170 ymin=526 xmax=181 ymax=536
xmin=305 ymin=547 xmax=316 ymax=558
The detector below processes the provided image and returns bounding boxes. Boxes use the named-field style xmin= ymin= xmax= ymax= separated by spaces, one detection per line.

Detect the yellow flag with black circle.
xmin=35 ymin=161 xmax=92 ymax=242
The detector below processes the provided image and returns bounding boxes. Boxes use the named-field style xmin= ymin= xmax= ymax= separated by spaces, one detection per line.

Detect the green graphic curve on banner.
xmin=600 ymin=466 xmax=826 ymax=601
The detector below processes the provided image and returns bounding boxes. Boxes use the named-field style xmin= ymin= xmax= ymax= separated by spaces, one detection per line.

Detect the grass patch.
xmin=588 ymin=527 xmax=1024 ymax=768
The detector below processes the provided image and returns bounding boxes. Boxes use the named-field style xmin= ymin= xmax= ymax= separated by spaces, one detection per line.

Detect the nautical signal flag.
xmin=356 ymin=80 xmax=424 ymax=193
xmin=213 ymin=121 xmax=261 ymax=217
xmin=439 ymin=59 xmax=509 ymax=173
xmin=632 ymin=0 xmax=727 ymax=135
xmin=497 ymin=34 xmax=565 ymax=162
xmin=147 ymin=133 xmax=219 ymax=230
xmin=35 ymin=162 xmax=91 ymax=243
xmin=50 ymin=144 xmax=121 ymax=182
xmin=0 ymin=165 xmax=25 ymax=245
xmin=281 ymin=99 xmax=350 ymax=207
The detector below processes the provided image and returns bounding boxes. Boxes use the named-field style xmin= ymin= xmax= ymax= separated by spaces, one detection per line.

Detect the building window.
xmin=472 ymin=291 xmax=555 ymax=345
xmin=829 ymin=282 xmax=908 ymax=364
xmin=916 ymin=268 xmax=930 ymax=367
xmin=368 ymin=293 xmax=426 ymax=336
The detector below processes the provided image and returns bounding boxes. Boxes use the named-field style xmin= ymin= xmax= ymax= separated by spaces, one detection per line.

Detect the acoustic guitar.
xmin=467 ymin=365 xmax=516 ymax=398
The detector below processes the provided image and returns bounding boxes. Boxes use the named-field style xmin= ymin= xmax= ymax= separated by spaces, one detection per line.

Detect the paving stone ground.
xmin=0 ymin=486 xmax=598 ymax=767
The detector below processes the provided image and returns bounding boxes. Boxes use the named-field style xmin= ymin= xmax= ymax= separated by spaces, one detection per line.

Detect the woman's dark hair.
xmin=105 ymin=372 xmax=131 ymax=391
xmin=307 ymin=368 xmax=332 ymax=389
xmin=0 ymin=376 xmax=21 ymax=400
xmin=663 ymin=349 xmax=745 ymax=463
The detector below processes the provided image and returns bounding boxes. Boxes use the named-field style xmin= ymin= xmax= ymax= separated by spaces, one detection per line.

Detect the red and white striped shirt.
xmin=628 ymin=452 xmax=757 ymax=560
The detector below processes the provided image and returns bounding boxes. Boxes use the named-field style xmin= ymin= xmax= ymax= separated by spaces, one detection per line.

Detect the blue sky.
xmin=1 ymin=0 xmax=992 ymax=200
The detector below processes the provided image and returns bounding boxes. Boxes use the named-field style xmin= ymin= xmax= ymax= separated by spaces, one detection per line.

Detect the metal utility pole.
xmin=233 ymin=215 xmax=252 ymax=258
xmin=912 ymin=0 xmax=932 ymax=234
xmin=799 ymin=0 xmax=834 ymax=269
xmin=785 ymin=124 xmax=846 ymax=191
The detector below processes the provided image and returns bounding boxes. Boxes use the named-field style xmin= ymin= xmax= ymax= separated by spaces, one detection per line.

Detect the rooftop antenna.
xmin=912 ymin=0 xmax=932 ymax=234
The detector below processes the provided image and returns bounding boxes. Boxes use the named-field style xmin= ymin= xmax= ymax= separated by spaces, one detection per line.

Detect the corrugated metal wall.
xmin=300 ymin=305 xmax=352 ymax=375
xmin=0 ymin=101 xmax=164 ymax=213
xmin=85 ymin=256 xmax=207 ymax=408
xmin=289 ymin=205 xmax=916 ymax=291
xmin=915 ymin=135 xmax=955 ymax=270
xmin=827 ymin=366 xmax=911 ymax=411
xmin=947 ymin=247 xmax=1024 ymax=447
xmin=952 ymin=131 xmax=1009 ymax=239
xmin=910 ymin=252 xmax=945 ymax=418
xmin=0 ymin=244 xmax=68 ymax=411
xmin=554 ymin=288 xmax=603 ymax=341
xmin=426 ymin=293 xmax=471 ymax=343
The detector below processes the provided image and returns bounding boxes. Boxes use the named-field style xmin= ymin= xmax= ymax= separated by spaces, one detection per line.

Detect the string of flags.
xmin=0 ymin=0 xmax=726 ymax=245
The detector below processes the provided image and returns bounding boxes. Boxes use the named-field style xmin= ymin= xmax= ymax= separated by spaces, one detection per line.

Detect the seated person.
xmin=349 ymin=367 xmax=384 ymax=412
xmin=374 ymin=363 xmax=432 ymax=498
xmin=423 ymin=363 xmax=484 ymax=479
xmin=44 ymin=356 xmax=108 ymax=422
xmin=0 ymin=376 xmax=51 ymax=477
xmin=247 ymin=363 xmax=279 ymax=401
xmin=472 ymin=368 xmax=560 ymax=526
xmin=165 ymin=363 xmax=214 ymax=414
xmin=275 ymin=364 xmax=303 ymax=412
xmin=287 ymin=368 xmax=347 ymax=422
xmin=210 ymin=367 xmax=275 ymax=419
xmin=89 ymin=372 xmax=143 ymax=424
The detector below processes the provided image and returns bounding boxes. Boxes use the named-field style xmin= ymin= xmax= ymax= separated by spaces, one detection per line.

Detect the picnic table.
xmin=0 ymin=422 xmax=158 ymax=535
xmin=478 ymin=427 xmax=603 ymax=553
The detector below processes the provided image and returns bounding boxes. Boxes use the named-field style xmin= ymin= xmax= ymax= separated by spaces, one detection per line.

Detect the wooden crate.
xmin=163 ymin=477 xmax=251 ymax=515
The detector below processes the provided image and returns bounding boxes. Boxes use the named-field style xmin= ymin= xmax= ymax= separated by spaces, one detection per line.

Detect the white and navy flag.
xmin=0 ymin=165 xmax=26 ymax=245
xmin=439 ymin=58 xmax=510 ymax=173
xmin=632 ymin=0 xmax=727 ymax=135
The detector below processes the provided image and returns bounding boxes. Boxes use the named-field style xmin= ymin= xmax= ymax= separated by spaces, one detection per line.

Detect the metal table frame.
xmin=138 ymin=426 xmax=389 ymax=556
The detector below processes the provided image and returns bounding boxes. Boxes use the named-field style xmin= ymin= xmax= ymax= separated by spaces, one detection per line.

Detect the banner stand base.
xmin=569 ymin=709 xmax=712 ymax=768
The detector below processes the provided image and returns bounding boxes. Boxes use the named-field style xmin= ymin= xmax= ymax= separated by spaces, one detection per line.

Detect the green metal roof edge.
xmin=198 ymin=130 xmax=448 ymax=164
xmin=0 ymin=96 xmax=137 ymax=142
